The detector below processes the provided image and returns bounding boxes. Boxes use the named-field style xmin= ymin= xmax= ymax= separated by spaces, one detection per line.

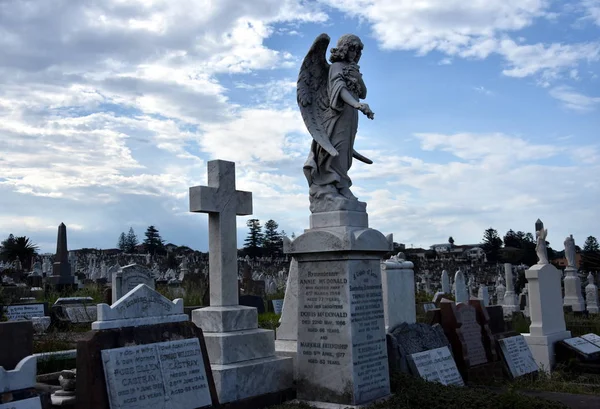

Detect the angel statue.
xmin=297 ymin=33 xmax=375 ymax=213
xmin=564 ymin=234 xmax=576 ymax=268
xmin=535 ymin=226 xmax=549 ymax=265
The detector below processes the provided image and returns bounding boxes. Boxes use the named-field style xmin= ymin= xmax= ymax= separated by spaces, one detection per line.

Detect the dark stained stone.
xmin=76 ymin=321 xmax=218 ymax=409
xmin=0 ymin=320 xmax=33 ymax=370
xmin=386 ymin=322 xmax=450 ymax=375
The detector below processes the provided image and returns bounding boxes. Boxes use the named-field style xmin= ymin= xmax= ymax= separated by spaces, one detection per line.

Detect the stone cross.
xmin=189 ymin=160 xmax=252 ymax=306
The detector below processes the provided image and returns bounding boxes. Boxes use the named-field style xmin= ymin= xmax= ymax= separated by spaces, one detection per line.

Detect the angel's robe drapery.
xmin=304 ymin=61 xmax=360 ymax=191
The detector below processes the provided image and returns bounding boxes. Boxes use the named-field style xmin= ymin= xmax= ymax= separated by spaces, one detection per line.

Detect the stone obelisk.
xmin=51 ymin=222 xmax=74 ymax=287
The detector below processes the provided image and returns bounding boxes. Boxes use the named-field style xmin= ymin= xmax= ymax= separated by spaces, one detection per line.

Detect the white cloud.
xmin=322 ymin=0 xmax=600 ymax=82
xmin=581 ymin=0 xmax=600 ymax=25
xmin=549 ymin=85 xmax=600 ymax=111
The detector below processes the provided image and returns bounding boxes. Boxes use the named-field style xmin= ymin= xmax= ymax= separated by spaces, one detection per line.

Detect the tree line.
xmin=241 ymin=219 xmax=290 ymax=258
xmin=117 ymin=225 xmax=166 ymax=255
xmin=471 ymin=228 xmax=600 ymax=271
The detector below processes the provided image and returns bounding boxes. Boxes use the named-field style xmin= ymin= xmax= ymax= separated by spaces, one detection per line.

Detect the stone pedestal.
xmin=192 ymin=306 xmax=292 ymax=403
xmin=284 ymin=210 xmax=392 ymax=408
xmin=523 ymin=263 xmax=571 ymax=372
xmin=381 ymin=257 xmax=415 ymax=331
xmin=275 ymin=258 xmax=299 ymax=379
xmin=563 ymin=266 xmax=585 ymax=312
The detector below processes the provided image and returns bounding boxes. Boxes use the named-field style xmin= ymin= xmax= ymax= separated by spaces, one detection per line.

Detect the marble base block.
xmin=204 ymin=328 xmax=275 ymax=364
xmin=210 ymin=356 xmax=293 ymax=403
xmin=192 ymin=305 xmax=257 ymax=332
xmin=275 ymin=339 xmax=298 ymax=379
xmin=310 ymin=211 xmax=368 ymax=229
xmin=522 ymin=331 xmax=571 ymax=372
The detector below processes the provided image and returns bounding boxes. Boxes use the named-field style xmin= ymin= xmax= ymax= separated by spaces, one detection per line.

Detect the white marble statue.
xmin=536 ymin=226 xmax=549 ymax=265
xmin=564 ymin=234 xmax=576 ymax=268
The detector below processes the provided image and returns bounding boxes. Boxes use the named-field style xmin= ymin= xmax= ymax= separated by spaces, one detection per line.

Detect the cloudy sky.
xmin=1 ymin=0 xmax=599 ymax=254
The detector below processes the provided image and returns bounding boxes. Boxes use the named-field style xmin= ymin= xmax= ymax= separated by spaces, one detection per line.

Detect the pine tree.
xmin=582 ymin=236 xmax=600 ymax=272
xmin=143 ymin=225 xmax=165 ymax=255
xmin=117 ymin=232 xmax=127 ymax=251
xmin=244 ymin=219 xmax=264 ymax=258
xmin=481 ymin=227 xmax=503 ymax=263
xmin=125 ymin=227 xmax=138 ymax=253
xmin=263 ymin=219 xmax=282 ymax=257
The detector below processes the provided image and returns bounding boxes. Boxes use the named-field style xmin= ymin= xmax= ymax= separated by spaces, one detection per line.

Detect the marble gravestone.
xmin=0 ymin=356 xmax=41 ymax=409
xmin=498 ymin=335 xmax=538 ymax=378
xmin=112 ymin=264 xmax=155 ymax=303
xmin=2 ymin=303 xmax=47 ymax=321
xmin=189 ymin=160 xmax=292 ymax=404
xmin=408 ymin=346 xmax=464 ymax=386
xmin=77 ymin=284 xmax=218 ymax=409
xmin=581 ymin=333 xmax=600 ymax=348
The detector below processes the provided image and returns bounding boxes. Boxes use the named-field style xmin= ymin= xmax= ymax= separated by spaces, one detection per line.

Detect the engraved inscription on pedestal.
xmin=498 ymin=335 xmax=538 ymax=378
xmin=297 ymin=258 xmax=389 ymax=405
xmin=408 ymin=346 xmax=464 ymax=386
xmin=102 ymin=338 xmax=212 ymax=409
xmin=455 ymin=304 xmax=487 ymax=367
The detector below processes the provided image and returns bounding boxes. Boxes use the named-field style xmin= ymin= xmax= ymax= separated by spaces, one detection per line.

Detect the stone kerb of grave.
xmin=92 ymin=284 xmax=188 ymax=330
xmin=0 ymin=356 xmax=37 ymax=393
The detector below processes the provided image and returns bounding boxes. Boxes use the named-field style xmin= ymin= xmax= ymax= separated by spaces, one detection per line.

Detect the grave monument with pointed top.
xmin=50 ymin=222 xmax=74 ymax=288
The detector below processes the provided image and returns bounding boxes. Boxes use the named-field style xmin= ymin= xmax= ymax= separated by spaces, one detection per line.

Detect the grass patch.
xmin=258 ymin=312 xmax=280 ymax=331
xmin=268 ymin=372 xmax=567 ymax=409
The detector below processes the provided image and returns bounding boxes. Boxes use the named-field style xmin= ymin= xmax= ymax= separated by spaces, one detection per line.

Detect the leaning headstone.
xmin=2 ymin=302 xmax=47 ymax=321
xmin=52 ymin=298 xmax=97 ymax=325
xmin=407 ymin=346 xmax=464 ymax=386
xmin=497 ymin=335 xmax=539 ymax=378
xmin=112 ymin=263 xmax=155 ymax=303
xmin=469 ymin=299 xmax=498 ymax=363
xmin=77 ymin=284 xmax=218 ymax=408
xmin=387 ymin=322 xmax=450 ymax=374
xmin=0 ymin=356 xmax=41 ymax=408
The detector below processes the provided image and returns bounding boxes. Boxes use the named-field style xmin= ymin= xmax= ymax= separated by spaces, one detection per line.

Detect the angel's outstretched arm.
xmin=340 ymin=88 xmax=361 ymax=109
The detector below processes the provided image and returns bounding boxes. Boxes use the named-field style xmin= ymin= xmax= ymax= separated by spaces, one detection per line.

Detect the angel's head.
xmin=330 ymin=34 xmax=363 ymax=64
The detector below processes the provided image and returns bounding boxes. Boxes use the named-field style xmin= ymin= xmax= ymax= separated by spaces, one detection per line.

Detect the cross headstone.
xmin=189 ymin=160 xmax=252 ymax=307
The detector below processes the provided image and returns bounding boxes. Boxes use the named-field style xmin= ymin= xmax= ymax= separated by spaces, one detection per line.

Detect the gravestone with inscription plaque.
xmin=498 ymin=335 xmax=538 ymax=378
xmin=77 ymin=284 xmax=218 ymax=409
xmin=112 ymin=264 xmax=155 ymax=303
xmin=407 ymin=346 xmax=463 ymax=386
xmin=283 ymin=211 xmax=393 ymax=407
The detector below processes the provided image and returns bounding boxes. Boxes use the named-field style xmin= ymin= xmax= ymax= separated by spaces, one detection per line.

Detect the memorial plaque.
xmin=455 ymin=304 xmax=487 ymax=367
xmin=272 ymin=299 xmax=284 ymax=315
xmin=0 ymin=397 xmax=42 ymax=409
xmin=102 ymin=338 xmax=212 ymax=409
xmin=2 ymin=304 xmax=46 ymax=321
xmin=581 ymin=333 xmax=600 ymax=348
xmin=498 ymin=335 xmax=538 ymax=378
xmin=562 ymin=337 xmax=600 ymax=355
xmin=297 ymin=258 xmax=389 ymax=405
xmin=408 ymin=346 xmax=463 ymax=386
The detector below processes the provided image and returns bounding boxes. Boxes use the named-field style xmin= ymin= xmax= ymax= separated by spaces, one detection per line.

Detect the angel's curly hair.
xmin=329 ymin=34 xmax=363 ymax=63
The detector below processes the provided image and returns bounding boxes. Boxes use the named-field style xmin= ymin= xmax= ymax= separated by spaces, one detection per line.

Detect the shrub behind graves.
xmin=258 ymin=312 xmax=280 ymax=331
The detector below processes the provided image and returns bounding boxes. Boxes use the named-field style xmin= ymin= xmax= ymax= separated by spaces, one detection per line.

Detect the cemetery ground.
xmin=4 ymin=283 xmax=600 ymax=409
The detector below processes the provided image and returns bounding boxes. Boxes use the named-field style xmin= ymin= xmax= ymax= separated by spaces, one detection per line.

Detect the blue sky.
xmin=0 ymin=0 xmax=599 ymax=253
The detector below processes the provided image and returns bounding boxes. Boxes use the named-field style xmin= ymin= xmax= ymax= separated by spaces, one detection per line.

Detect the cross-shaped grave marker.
xmin=189 ymin=160 xmax=252 ymax=306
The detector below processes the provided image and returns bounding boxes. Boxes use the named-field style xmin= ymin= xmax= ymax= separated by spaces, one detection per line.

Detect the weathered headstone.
xmin=469 ymin=299 xmax=498 ymax=362
xmin=498 ymin=335 xmax=538 ymax=378
xmin=559 ymin=337 xmax=600 ymax=359
xmin=77 ymin=284 xmax=218 ymax=409
xmin=454 ymin=271 xmax=468 ymax=304
xmin=563 ymin=235 xmax=585 ymax=312
xmin=189 ymin=160 xmax=292 ymax=404
xmin=502 ymin=263 xmax=519 ymax=316
xmin=387 ymin=322 xmax=450 ymax=375
xmin=408 ymin=346 xmax=464 ymax=386
xmin=112 ymin=264 xmax=155 ymax=303
xmin=585 ymin=273 xmax=599 ymax=314
xmin=441 ymin=270 xmax=450 ymax=294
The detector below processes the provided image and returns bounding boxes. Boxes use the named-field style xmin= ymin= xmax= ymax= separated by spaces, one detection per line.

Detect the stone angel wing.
xmin=297 ymin=33 xmax=339 ymax=157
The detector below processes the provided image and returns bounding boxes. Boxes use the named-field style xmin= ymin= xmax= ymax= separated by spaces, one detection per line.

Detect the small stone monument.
xmin=454 ymin=270 xmax=468 ymax=304
xmin=562 ymin=234 xmax=585 ymax=312
xmin=502 ymin=263 xmax=519 ymax=316
xmin=381 ymin=253 xmax=415 ymax=330
xmin=111 ymin=263 xmax=155 ymax=303
xmin=0 ymin=355 xmax=41 ymax=408
xmin=50 ymin=222 xmax=75 ymax=288
xmin=522 ymin=219 xmax=571 ymax=372
xmin=585 ymin=273 xmax=599 ymax=314
xmin=189 ymin=160 xmax=292 ymax=404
